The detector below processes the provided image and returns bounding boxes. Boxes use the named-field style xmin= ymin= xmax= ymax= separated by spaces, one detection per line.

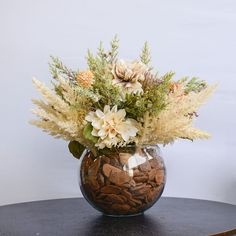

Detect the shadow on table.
xmin=82 ymin=214 xmax=165 ymax=236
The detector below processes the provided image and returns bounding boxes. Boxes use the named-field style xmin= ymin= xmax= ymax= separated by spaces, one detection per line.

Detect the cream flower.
xmin=85 ymin=105 xmax=139 ymax=149
xmin=112 ymin=60 xmax=147 ymax=95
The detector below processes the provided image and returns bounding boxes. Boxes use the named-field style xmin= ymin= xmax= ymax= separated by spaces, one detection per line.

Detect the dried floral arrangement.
xmin=31 ymin=37 xmax=216 ymax=158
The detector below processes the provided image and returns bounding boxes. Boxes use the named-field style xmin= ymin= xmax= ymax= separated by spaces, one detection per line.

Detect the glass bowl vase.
xmin=78 ymin=144 xmax=166 ymax=217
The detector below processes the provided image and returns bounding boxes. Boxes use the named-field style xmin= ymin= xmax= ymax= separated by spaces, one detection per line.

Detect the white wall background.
xmin=0 ymin=0 xmax=235 ymax=206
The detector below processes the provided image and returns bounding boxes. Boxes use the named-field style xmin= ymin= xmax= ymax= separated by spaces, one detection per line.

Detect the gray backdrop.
xmin=0 ymin=0 xmax=235 ymax=206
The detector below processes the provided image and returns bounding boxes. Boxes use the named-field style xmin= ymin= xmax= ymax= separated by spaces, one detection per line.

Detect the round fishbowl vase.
xmin=78 ymin=144 xmax=166 ymax=217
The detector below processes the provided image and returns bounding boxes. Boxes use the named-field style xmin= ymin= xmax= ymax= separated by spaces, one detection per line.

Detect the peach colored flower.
xmin=76 ymin=71 xmax=94 ymax=87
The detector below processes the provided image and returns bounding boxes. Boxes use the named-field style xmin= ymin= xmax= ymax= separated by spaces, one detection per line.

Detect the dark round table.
xmin=0 ymin=197 xmax=235 ymax=236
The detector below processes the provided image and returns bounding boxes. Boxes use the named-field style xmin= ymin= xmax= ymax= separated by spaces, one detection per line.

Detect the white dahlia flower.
xmin=111 ymin=60 xmax=147 ymax=96
xmin=85 ymin=105 xmax=139 ymax=149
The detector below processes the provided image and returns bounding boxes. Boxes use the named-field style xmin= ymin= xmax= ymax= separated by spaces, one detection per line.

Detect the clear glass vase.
xmin=78 ymin=144 xmax=166 ymax=217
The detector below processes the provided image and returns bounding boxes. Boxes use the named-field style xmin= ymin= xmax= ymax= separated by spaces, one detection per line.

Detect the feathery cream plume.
xmin=32 ymin=78 xmax=70 ymax=113
xmin=137 ymin=84 xmax=216 ymax=145
xmin=31 ymin=78 xmax=93 ymax=147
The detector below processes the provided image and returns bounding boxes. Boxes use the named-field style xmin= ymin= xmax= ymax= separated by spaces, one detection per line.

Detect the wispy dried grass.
xmin=31 ymin=78 xmax=93 ymax=147
xmin=137 ymin=84 xmax=216 ymax=145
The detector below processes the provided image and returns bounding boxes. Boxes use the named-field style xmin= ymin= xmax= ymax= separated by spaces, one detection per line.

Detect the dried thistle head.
xmin=76 ymin=71 xmax=94 ymax=87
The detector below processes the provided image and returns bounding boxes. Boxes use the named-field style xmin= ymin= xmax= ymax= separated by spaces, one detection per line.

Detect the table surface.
xmin=0 ymin=197 xmax=235 ymax=236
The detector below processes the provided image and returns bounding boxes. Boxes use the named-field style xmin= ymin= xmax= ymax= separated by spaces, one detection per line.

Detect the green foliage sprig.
xmin=123 ymin=72 xmax=174 ymax=119
xmin=140 ymin=41 xmax=151 ymax=66
xmin=87 ymin=37 xmax=122 ymax=108
xmin=49 ymin=56 xmax=78 ymax=83
xmin=178 ymin=77 xmax=207 ymax=94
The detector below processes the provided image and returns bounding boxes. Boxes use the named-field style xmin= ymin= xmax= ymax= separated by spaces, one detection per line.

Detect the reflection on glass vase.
xmin=78 ymin=144 xmax=166 ymax=217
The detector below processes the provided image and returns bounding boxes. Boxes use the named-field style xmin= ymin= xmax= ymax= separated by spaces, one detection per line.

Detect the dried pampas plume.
xmin=30 ymin=78 xmax=93 ymax=148
xmin=137 ymin=84 xmax=217 ymax=145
